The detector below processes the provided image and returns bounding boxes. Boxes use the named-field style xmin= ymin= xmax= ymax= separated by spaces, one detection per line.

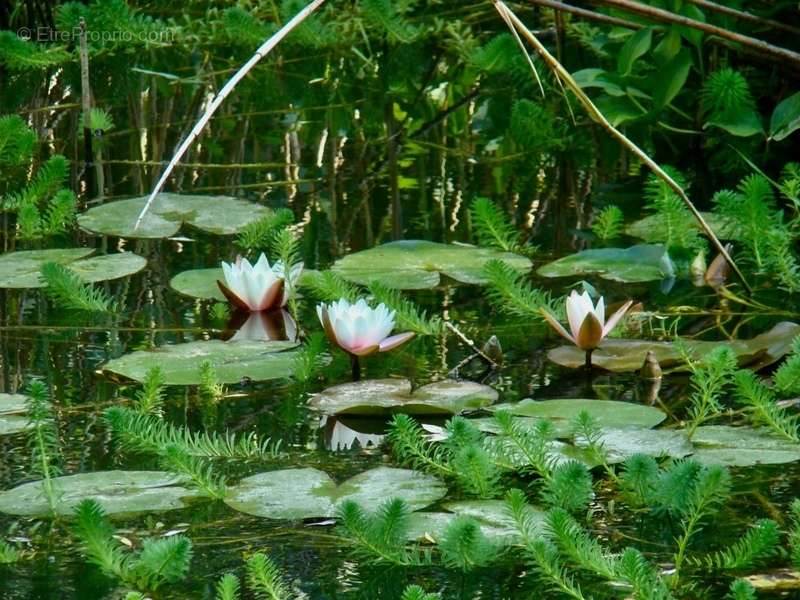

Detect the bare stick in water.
xmin=133 ymin=0 xmax=326 ymax=230
xmin=493 ymin=0 xmax=752 ymax=293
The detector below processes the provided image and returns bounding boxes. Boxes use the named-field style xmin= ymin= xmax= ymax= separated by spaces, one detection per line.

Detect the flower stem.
xmin=350 ymin=354 xmax=361 ymax=381
xmin=584 ymin=349 xmax=594 ymax=371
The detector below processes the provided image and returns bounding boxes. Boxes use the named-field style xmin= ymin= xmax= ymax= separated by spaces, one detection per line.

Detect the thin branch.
xmin=586 ymin=0 xmax=800 ymax=68
xmin=133 ymin=0 xmax=326 ymax=230
xmin=683 ymin=0 xmax=800 ymax=37
xmin=493 ymin=0 xmax=752 ymax=293
xmin=529 ymin=0 xmax=641 ymax=29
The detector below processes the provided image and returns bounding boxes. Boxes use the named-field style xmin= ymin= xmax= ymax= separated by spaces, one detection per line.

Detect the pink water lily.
xmin=317 ymin=298 xmax=415 ymax=358
xmin=540 ymin=290 xmax=632 ymax=352
xmin=217 ymin=254 xmax=302 ymax=313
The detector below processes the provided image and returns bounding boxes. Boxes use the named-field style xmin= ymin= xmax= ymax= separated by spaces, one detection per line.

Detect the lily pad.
xmin=548 ymin=322 xmax=800 ymax=373
xmin=224 ymin=466 xmax=446 ymax=520
xmin=0 ymin=393 xmax=30 ymax=436
xmin=691 ymin=425 xmax=800 ymax=467
xmin=406 ymin=499 xmax=534 ymax=544
xmin=0 ymin=471 xmax=204 ymax=516
xmin=577 ymin=427 xmax=693 ymax=460
xmin=489 ymin=398 xmax=666 ymax=429
xmin=0 ymin=249 xmax=146 ymax=288
xmin=625 ymin=212 xmax=741 ymax=242
xmin=78 ymin=193 xmax=271 ymax=239
xmin=308 ymin=378 xmax=497 ymax=416
xmin=102 ymin=339 xmax=301 ymax=385
xmin=331 ymin=240 xmax=531 ymax=289
xmin=537 ymin=244 xmax=675 ymax=283
xmin=485 ymin=434 xmax=604 ymax=468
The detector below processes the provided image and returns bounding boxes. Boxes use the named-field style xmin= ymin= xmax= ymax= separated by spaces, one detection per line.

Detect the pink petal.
xmin=350 ymin=344 xmax=380 ymax=357
xmin=602 ymin=300 xmax=633 ymax=337
xmin=540 ymin=308 xmax=576 ymax=344
xmin=378 ymin=332 xmax=415 ymax=352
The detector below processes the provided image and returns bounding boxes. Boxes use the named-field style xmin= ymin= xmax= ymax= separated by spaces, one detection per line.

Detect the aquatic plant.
xmin=235 ymin=208 xmax=296 ymax=254
xmin=25 ymin=380 xmax=62 ymax=515
xmin=470 ymin=197 xmax=520 ymax=252
xmin=591 ymin=205 xmax=624 ymax=242
xmin=40 ymin=263 xmax=114 ymax=314
xmin=680 ymin=345 xmax=737 ymax=437
xmin=0 ymin=540 xmax=20 ymax=564
xmin=317 ymin=298 xmax=415 ymax=379
xmin=482 ymin=259 xmax=553 ymax=319
xmin=540 ymin=290 xmax=632 ymax=368
xmin=218 ymin=254 xmax=303 ymax=313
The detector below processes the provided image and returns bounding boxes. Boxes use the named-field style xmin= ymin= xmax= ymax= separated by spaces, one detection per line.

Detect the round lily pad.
xmin=0 ymin=471 xmax=204 ymax=516
xmin=547 ymin=322 xmax=800 ymax=373
xmin=102 ymin=339 xmax=301 ymax=385
xmin=331 ymin=240 xmax=532 ymax=289
xmin=577 ymin=427 xmax=693 ymax=460
xmin=0 ymin=249 xmax=146 ymax=289
xmin=0 ymin=393 xmax=31 ymax=435
xmin=537 ymin=244 xmax=675 ymax=283
xmin=308 ymin=378 xmax=498 ymax=416
xmin=691 ymin=425 xmax=800 ymax=467
xmin=224 ymin=466 xmax=447 ymax=520
xmin=78 ymin=193 xmax=271 ymax=239
xmin=489 ymin=398 xmax=666 ymax=429
xmin=406 ymin=499 xmax=533 ymax=544
xmin=626 ymin=212 xmax=740 ymax=242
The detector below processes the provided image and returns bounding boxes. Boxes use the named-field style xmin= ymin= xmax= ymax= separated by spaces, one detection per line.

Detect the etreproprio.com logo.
xmin=16 ymin=26 xmax=174 ymax=44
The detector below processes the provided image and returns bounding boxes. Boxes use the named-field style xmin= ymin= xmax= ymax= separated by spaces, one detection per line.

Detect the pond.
xmin=2 ymin=1 xmax=800 ymax=599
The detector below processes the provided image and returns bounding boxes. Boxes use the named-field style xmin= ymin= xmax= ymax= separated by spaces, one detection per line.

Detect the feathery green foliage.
xmin=470 ymin=197 xmax=520 ymax=252
xmin=388 ymin=414 xmax=455 ymax=478
xmin=0 ymin=31 xmax=71 ymax=70
xmin=727 ymin=579 xmax=757 ymax=600
xmin=0 ymin=541 xmax=20 ymax=564
xmin=641 ymin=168 xmax=703 ymax=252
xmin=337 ymin=498 xmax=429 ymax=566
xmin=789 ymin=498 xmax=800 ymax=569
xmin=40 ymin=263 xmax=114 ymax=313
xmin=215 ymin=572 xmax=241 ymax=600
xmin=72 ymin=499 xmax=193 ymax=592
xmin=482 ymin=259 xmax=552 ymax=319
xmin=246 ymin=553 xmax=291 ymax=600
xmin=545 ymin=508 xmax=616 ymax=580
xmin=199 ymin=360 xmax=225 ymax=403
xmin=438 ymin=516 xmax=499 ymax=571
xmin=359 ymin=0 xmax=417 ymax=44
xmin=651 ymin=460 xmax=703 ymax=516
xmin=702 ymin=68 xmax=756 ymax=123
xmin=774 ymin=335 xmax=800 ymax=396
xmin=680 ymin=344 xmax=737 ymax=436
xmin=540 ymin=461 xmax=593 ymax=513
xmin=302 ymin=270 xmax=360 ymax=303
xmin=4 ymin=154 xmax=68 ymax=211
xmin=691 ymin=518 xmax=779 ymax=570
xmin=160 ymin=444 xmax=227 ymax=499
xmin=733 ymin=369 xmax=800 ymax=442
xmin=236 ymin=208 xmax=295 ymax=253
xmin=105 ymin=406 xmax=280 ymax=460
xmin=0 ymin=114 xmax=36 ymax=169
xmin=592 ymin=205 xmax=625 ymax=241
xmin=133 ymin=367 xmax=165 ymax=416
xmin=400 ymin=586 xmax=440 ymax=600
xmin=368 ymin=280 xmax=443 ymax=335
xmin=615 ymin=547 xmax=675 ymax=600
xmin=25 ymin=380 xmax=61 ymax=514
xmin=620 ymin=454 xmax=659 ymax=506
xmin=509 ymin=99 xmax=565 ymax=154
xmin=489 ymin=410 xmax=555 ymax=477
xmin=289 ymin=332 xmax=329 ymax=382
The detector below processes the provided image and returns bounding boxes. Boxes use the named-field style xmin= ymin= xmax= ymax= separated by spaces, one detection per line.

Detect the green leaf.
xmin=770 ymin=92 xmax=800 ymax=141
xmin=617 ymin=27 xmax=653 ymax=75
xmin=0 ymin=249 xmax=145 ymax=288
xmin=571 ymin=69 xmax=624 ymax=97
xmin=224 ymin=467 xmax=447 ymax=519
xmin=78 ymin=193 xmax=272 ymax=239
xmin=103 ymin=340 xmax=307 ymax=385
xmin=0 ymin=471 xmax=204 ymax=516
xmin=653 ymin=49 xmax=692 ymax=108
xmin=595 ymin=95 xmax=643 ymax=127
xmin=489 ymin=399 xmax=665 ymax=429
xmin=537 ymin=244 xmax=675 ymax=283
xmin=706 ymin=110 xmax=764 ymax=137
xmin=309 ymin=378 xmax=497 ymax=416
xmin=331 ymin=240 xmax=531 ymax=289
xmin=691 ymin=426 xmax=800 ymax=466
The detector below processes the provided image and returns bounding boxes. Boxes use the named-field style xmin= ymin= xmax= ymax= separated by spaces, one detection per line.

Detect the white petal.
xmin=594 ymin=296 xmax=605 ymax=328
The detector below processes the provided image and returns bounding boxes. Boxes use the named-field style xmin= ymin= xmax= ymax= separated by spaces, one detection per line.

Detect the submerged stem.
xmin=350 ymin=354 xmax=361 ymax=382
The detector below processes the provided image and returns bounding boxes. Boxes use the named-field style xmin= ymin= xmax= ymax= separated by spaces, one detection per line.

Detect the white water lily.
xmin=217 ymin=254 xmax=302 ymax=312
xmin=317 ymin=298 xmax=415 ymax=357
xmin=540 ymin=290 xmax=632 ymax=352
xmin=229 ymin=310 xmax=297 ymax=342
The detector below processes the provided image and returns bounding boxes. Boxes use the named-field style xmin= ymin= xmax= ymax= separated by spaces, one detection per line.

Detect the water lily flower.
xmin=217 ymin=254 xmax=302 ymax=313
xmin=540 ymin=290 xmax=632 ymax=368
xmin=229 ymin=310 xmax=297 ymax=342
xmin=317 ymin=298 xmax=415 ymax=379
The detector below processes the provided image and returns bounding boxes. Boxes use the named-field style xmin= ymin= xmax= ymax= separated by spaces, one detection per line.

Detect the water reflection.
xmin=225 ymin=310 xmax=298 ymax=342
xmin=320 ymin=416 xmax=385 ymax=451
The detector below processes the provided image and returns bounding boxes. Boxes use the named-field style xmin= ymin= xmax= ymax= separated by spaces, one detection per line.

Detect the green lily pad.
xmin=170 ymin=267 xmax=317 ymax=301
xmin=308 ymin=378 xmax=498 ymax=416
xmin=224 ymin=466 xmax=447 ymax=520
xmin=489 ymin=398 xmax=666 ymax=429
xmin=548 ymin=322 xmax=800 ymax=373
xmin=102 ymin=339 xmax=301 ymax=385
xmin=0 ymin=393 xmax=31 ymax=435
xmin=406 ymin=499 xmax=534 ymax=544
xmin=625 ymin=212 xmax=741 ymax=242
xmin=0 ymin=249 xmax=146 ymax=288
xmin=485 ymin=434 xmax=603 ymax=468
xmin=578 ymin=427 xmax=693 ymax=460
xmin=0 ymin=471 xmax=204 ymax=516
xmin=77 ymin=193 xmax=271 ymax=239
xmin=691 ymin=425 xmax=800 ymax=467
xmin=331 ymin=240 xmax=532 ymax=289
xmin=537 ymin=244 xmax=675 ymax=283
